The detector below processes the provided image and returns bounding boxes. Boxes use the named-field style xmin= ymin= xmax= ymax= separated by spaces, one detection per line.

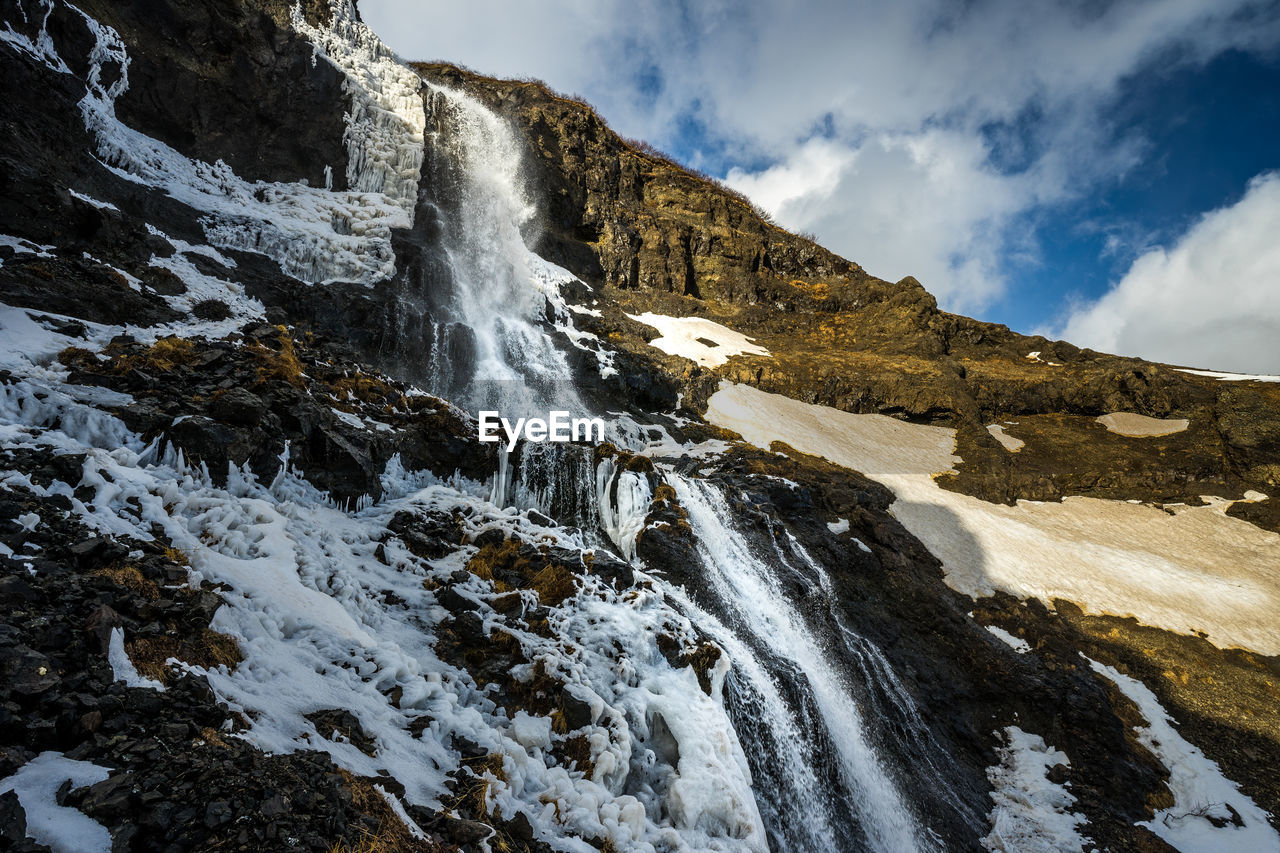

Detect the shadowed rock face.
xmin=78 ymin=0 xmax=349 ymax=189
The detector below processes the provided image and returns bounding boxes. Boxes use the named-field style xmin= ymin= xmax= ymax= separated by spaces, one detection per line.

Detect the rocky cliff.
xmin=1 ymin=2 xmax=1277 ymax=853
xmin=419 ymin=62 xmax=1280 ymax=522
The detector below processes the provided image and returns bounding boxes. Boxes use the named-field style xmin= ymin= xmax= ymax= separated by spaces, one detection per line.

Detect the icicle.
xmin=595 ymin=457 xmax=651 ymax=561
xmin=489 ymin=444 xmax=511 ymax=507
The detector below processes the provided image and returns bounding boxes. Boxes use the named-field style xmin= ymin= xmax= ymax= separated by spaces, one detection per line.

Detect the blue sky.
xmin=363 ymin=0 xmax=1280 ymax=372
xmin=1012 ymin=48 xmax=1280 ymax=336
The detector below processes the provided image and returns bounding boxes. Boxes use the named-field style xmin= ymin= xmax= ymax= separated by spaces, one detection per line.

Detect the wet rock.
xmin=305 ymin=709 xmax=377 ymax=757
xmin=0 ymin=791 xmax=26 ymax=845
xmin=208 ymin=387 xmax=265 ymax=426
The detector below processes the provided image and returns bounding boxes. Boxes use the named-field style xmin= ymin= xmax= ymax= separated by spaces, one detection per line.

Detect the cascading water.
xmin=411 ymin=76 xmax=948 ymax=851
xmin=416 ymin=84 xmax=582 ymax=419
xmin=664 ymin=473 xmax=937 ymax=853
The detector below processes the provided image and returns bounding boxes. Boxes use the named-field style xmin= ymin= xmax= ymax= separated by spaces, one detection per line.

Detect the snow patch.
xmin=1177 ymin=368 xmax=1280 ymax=383
xmin=987 ymin=424 xmax=1024 ymax=452
xmin=0 ymin=233 xmax=55 ymax=260
xmin=984 ymin=625 xmax=1031 ymax=654
xmin=628 ymin=313 xmax=770 ymax=368
xmin=0 ymin=752 xmax=112 ymax=853
xmin=1096 ymin=412 xmax=1189 ymax=437
xmin=1089 ymin=660 xmax=1280 ymax=853
xmin=982 ymin=727 xmax=1088 ymax=852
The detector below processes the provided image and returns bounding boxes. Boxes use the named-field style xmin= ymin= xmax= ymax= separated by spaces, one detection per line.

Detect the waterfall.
xmin=412 ymin=75 xmax=946 ymax=851
xmin=666 ymin=472 xmax=935 ymax=853
xmin=416 ymin=84 xmax=582 ymax=420
xmin=508 ymin=441 xmax=599 ymax=528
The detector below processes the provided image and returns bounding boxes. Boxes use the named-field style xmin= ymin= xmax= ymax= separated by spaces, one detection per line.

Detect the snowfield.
xmin=707 ymin=382 xmax=1280 ymax=656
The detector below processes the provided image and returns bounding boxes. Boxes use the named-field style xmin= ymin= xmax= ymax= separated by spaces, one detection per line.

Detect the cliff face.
xmin=1 ymin=3 xmax=1278 ymax=853
xmin=420 ymin=62 xmax=1280 ymax=522
xmin=416 ymin=65 xmax=867 ymax=306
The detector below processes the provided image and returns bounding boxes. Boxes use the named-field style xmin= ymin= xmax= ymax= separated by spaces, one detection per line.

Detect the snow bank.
xmin=1177 ymin=369 xmax=1280 ymax=383
xmin=1089 ymin=660 xmax=1280 ymax=853
xmin=982 ymin=727 xmax=1088 ymax=852
xmin=706 ymin=382 xmax=1280 ymax=655
xmin=1096 ymin=412 xmax=1189 ymax=437
xmin=627 ymin=313 xmax=770 ymax=368
xmin=0 ymin=752 xmax=112 ymax=853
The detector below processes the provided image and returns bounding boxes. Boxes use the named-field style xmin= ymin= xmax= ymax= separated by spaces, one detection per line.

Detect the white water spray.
xmin=421 ymin=84 xmax=582 ymax=418
xmin=668 ymin=473 xmax=932 ymax=853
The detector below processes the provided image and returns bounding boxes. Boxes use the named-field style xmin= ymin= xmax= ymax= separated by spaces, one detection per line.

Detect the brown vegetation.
xmin=125 ymin=629 xmax=242 ymax=685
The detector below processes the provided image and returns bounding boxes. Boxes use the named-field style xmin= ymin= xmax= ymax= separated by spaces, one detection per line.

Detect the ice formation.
xmin=981 ymin=727 xmax=1087 ymax=852
xmin=0 ymin=322 xmax=769 ymax=852
xmin=62 ymin=0 xmax=423 ymax=285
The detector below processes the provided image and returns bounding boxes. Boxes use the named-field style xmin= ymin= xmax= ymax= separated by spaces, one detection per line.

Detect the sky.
xmin=361 ymin=0 xmax=1280 ymax=373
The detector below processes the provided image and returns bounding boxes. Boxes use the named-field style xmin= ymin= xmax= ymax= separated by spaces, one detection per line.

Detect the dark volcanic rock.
xmin=77 ymin=0 xmax=350 ymax=189
xmin=59 ymin=327 xmax=497 ymax=506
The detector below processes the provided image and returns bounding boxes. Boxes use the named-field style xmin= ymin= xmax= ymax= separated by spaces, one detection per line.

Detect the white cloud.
xmin=1058 ymin=171 xmax=1280 ymax=374
xmin=361 ymin=0 xmax=1280 ymax=316
xmin=728 ymin=128 xmax=1060 ymax=310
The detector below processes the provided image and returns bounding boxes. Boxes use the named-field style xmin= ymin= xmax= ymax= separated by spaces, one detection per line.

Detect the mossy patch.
xmin=126 ymin=628 xmax=242 ymax=685
xmin=327 ymin=768 xmax=440 ymax=853
xmin=466 ymin=538 xmax=580 ymax=605
xmin=91 ymin=564 xmax=161 ymax=598
xmin=61 ymin=336 xmax=199 ymax=375
xmin=558 ymin=735 xmax=594 ymax=776
xmin=248 ymin=325 xmax=306 ymax=388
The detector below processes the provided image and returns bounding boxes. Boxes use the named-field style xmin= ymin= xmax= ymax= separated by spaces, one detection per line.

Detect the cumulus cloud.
xmin=361 ymin=0 xmax=1280 ymax=315
xmin=727 ymin=128 xmax=1061 ymax=309
xmin=1058 ymin=171 xmax=1280 ymax=374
